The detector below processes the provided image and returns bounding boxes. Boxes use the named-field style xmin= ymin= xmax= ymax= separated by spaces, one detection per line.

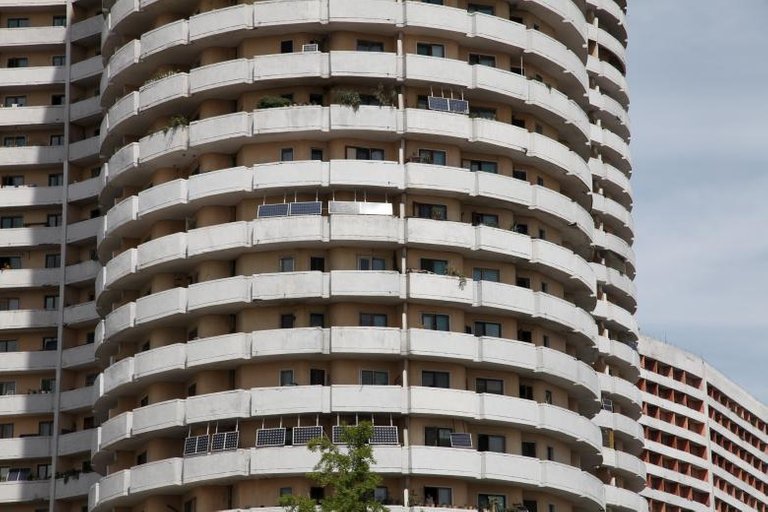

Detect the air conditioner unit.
xmin=302 ymin=43 xmax=319 ymax=52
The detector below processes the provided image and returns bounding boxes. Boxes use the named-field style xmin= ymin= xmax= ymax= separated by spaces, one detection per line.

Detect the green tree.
xmin=280 ymin=421 xmax=385 ymax=512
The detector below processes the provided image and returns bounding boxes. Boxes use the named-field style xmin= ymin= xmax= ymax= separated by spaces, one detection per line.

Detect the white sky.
xmin=627 ymin=1 xmax=768 ymax=402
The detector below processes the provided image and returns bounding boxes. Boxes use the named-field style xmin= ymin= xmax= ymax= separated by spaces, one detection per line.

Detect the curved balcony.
xmin=591 ymin=125 xmax=632 ymax=174
xmin=70 ymin=55 xmax=103 ymax=83
xmin=598 ymin=373 xmax=642 ymax=419
xmin=72 ymin=14 xmax=103 ymax=43
xmin=596 ymin=336 xmax=640 ymax=381
xmin=592 ymin=299 xmax=638 ymax=340
xmin=90 ymin=445 xmax=605 ymax=512
xmin=586 ymin=55 xmax=628 ymax=107
xmin=590 ymin=158 xmax=632 ymax=207
xmin=606 ymin=484 xmax=648 ymax=512
xmin=102 ymin=1 xmax=588 ymax=103
xmin=59 ymin=429 xmax=97 ymax=457
xmin=591 ymin=193 xmax=634 ymax=243
xmin=94 ymin=327 xmax=600 ymax=412
xmin=593 ymin=228 xmax=636 ymax=272
xmin=69 ymin=176 xmax=102 ymax=202
xmin=588 ymin=88 xmax=630 ymax=140
xmin=588 ymin=25 xmax=626 ymax=69
xmin=593 ymin=410 xmax=643 ymax=452
xmin=591 ymin=263 xmax=636 ymax=311
xmin=641 ymin=487 xmax=710 ymax=512
xmin=601 ymin=447 xmax=646 ymax=490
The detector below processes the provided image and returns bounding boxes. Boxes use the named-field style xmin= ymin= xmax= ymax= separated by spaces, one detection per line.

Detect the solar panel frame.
xmin=328 ymin=201 xmax=360 ymax=215
xmin=450 ymin=432 xmax=473 ymax=449
xmin=224 ymin=431 xmax=240 ymax=450
xmin=210 ymin=431 xmax=240 ymax=452
xmin=293 ymin=425 xmax=324 ymax=445
xmin=256 ymin=427 xmax=287 ymax=447
xmin=332 ymin=425 xmax=350 ymax=444
xmin=288 ymin=201 xmax=323 ymax=216
xmin=257 ymin=203 xmax=289 ymax=218
xmin=427 ymin=96 xmax=450 ymax=112
xmin=449 ymin=98 xmax=470 ymax=114
xmin=184 ymin=434 xmax=210 ymax=456
xmin=370 ymin=425 xmax=399 ymax=445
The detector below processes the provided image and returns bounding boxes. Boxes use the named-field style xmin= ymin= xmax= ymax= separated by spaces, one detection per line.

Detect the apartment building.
xmin=639 ymin=336 xmax=768 ymax=512
xmin=0 ymin=1 xmax=642 ymax=512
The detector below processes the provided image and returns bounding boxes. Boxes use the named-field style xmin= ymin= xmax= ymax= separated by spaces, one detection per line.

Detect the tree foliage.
xmin=280 ymin=421 xmax=385 ymax=512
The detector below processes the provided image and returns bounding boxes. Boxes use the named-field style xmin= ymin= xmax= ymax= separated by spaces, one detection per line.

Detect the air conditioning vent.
xmin=302 ymin=43 xmax=319 ymax=52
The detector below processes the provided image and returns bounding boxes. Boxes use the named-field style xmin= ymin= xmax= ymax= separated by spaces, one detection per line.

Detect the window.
xmin=422 ymin=313 xmax=449 ymax=331
xmin=523 ymin=500 xmax=538 ymax=512
xmin=417 ymin=148 xmax=447 ymax=165
xmin=424 ymin=427 xmax=452 ymax=447
xmin=51 ymin=94 xmax=65 ymax=105
xmin=420 ymin=258 xmax=448 ymax=275
xmin=421 ymin=0 xmax=444 ymax=3
xmin=85 ymin=373 xmax=97 ymax=386
xmin=346 ymin=146 xmax=385 ymax=160
xmin=510 ymin=65 xmax=525 ymax=75
xmin=464 ymin=160 xmax=497 ymax=173
xmin=50 ymin=135 xmax=64 ymax=146
xmin=309 ymin=256 xmax=325 ymax=271
xmin=548 ymin=505 xmax=555 ymax=512
xmin=5 ymin=468 xmax=30 ymax=481
xmin=4 ymin=96 xmax=26 ymax=107
xmin=359 ymin=313 xmax=387 ymax=327
xmin=279 ymin=487 xmax=293 ymax=497
xmin=309 ymin=313 xmax=325 ymax=328
xmin=468 ymin=3 xmax=495 ymax=14
xmin=472 ymin=268 xmax=499 ymax=282
xmin=310 ymin=487 xmax=325 ymax=502
xmin=183 ymin=498 xmax=197 ymax=512
xmin=511 ymin=117 xmax=525 ymax=128
xmin=42 ymin=337 xmax=57 ymax=351
xmin=139 ymin=395 xmax=149 ymax=407
xmin=474 ymin=322 xmax=501 ymax=338
xmin=472 ymin=213 xmax=499 ymax=227
xmin=1 ymin=382 xmax=17 ymax=395
xmin=38 ymin=421 xmax=53 ymax=436
xmin=476 ymin=378 xmax=503 ymax=395
xmin=476 ymin=436 xmax=506 ymax=459
xmin=358 ymin=256 xmax=386 ymax=271
xmin=521 ymin=441 xmax=537 ymax=457
xmin=422 ymin=371 xmax=449 ymax=388
xmin=374 ymin=487 xmax=389 ymax=503
xmin=0 ymin=340 xmax=17 ymax=352
xmin=44 ymin=295 xmax=58 ymax=310
xmin=468 ymin=54 xmax=496 ymax=67
xmin=519 ymin=384 xmax=534 ymax=400
xmin=3 ymin=136 xmax=25 ymax=147
xmin=310 ymin=368 xmax=326 ymax=385
xmin=52 ymin=15 xmax=67 ymax=26
xmin=48 ymin=173 xmax=63 ymax=186
xmin=478 ymin=495 xmax=506 ymax=512
xmin=469 ymin=106 xmax=497 ymax=119
xmin=52 ymin=56 xmax=65 ymax=66
xmin=0 ymin=424 xmax=13 ymax=438
xmin=86 ymin=331 xmax=95 ymax=344
xmin=41 ymin=378 xmax=55 ymax=392
xmin=280 ymin=369 xmax=295 ymax=386
xmin=1 ymin=176 xmax=24 ymax=187
xmin=7 ymin=57 xmax=28 ymax=68
xmin=44 ymin=254 xmax=60 ymax=268
xmin=279 ymin=257 xmax=295 ymax=272
xmin=542 ymin=335 xmax=550 ymax=348
xmin=280 ymin=40 xmax=294 ymax=53
xmin=540 ymin=281 xmax=548 ymax=293
xmin=280 ymin=147 xmax=294 ymax=161
xmin=517 ymin=329 xmax=532 ymax=343
xmin=0 ymin=298 xmax=20 ymax=311
xmin=47 ymin=213 xmax=61 ymax=226
xmin=280 ymin=314 xmax=295 ymax=329
xmin=516 ymin=277 xmax=531 ymax=289
xmin=310 ymin=148 xmax=324 ymax=160
xmin=514 ymin=223 xmax=529 ymax=235
xmin=538 ymin=228 xmax=546 ymax=240
xmin=7 ymin=18 xmax=29 ymax=28
xmin=536 ymin=176 xmax=545 ymax=186
xmin=546 ymin=446 xmax=554 ymax=460
xmin=361 ymin=370 xmax=388 ymax=385
xmin=423 ymin=487 xmax=452 ymax=507
xmin=136 ymin=452 xmax=147 ymax=465
xmin=414 ymin=203 xmax=447 ymax=220
xmin=416 ymin=43 xmax=445 ymax=57
xmin=357 ymin=40 xmax=384 ymax=52
xmin=544 ymin=390 xmax=553 ymax=404
xmin=0 ymin=256 xmax=21 ymax=269
xmin=0 ymin=216 xmax=22 ymax=229
xmin=36 ymin=463 xmax=51 ymax=480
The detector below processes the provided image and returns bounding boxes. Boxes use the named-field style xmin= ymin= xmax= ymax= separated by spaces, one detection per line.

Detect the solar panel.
xmin=427 ymin=96 xmax=450 ymax=112
xmin=293 ymin=425 xmax=324 ymax=445
xmin=449 ymin=99 xmax=470 ymax=114
xmin=358 ymin=202 xmax=393 ymax=216
xmin=450 ymin=432 xmax=473 ymax=448
xmin=371 ymin=426 xmax=398 ymax=445
xmin=328 ymin=201 xmax=359 ymax=215
xmin=332 ymin=425 xmax=348 ymax=444
xmin=258 ymin=203 xmax=289 ymax=218
xmin=184 ymin=434 xmax=209 ymax=456
xmin=256 ymin=427 xmax=287 ymax=447
xmin=211 ymin=431 xmax=239 ymax=452
xmin=288 ymin=201 xmax=322 ymax=216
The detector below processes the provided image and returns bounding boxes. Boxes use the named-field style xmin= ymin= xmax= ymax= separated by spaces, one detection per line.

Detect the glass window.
xmin=469 ymin=106 xmax=497 ymax=119
xmin=423 ymin=487 xmax=452 ymax=507
xmin=464 ymin=160 xmax=497 ymax=173
xmin=519 ymin=384 xmax=534 ymax=400
xmin=514 ymin=223 xmax=529 ymax=235
xmin=346 ymin=146 xmax=385 ymax=160
xmin=512 ymin=169 xmax=528 ymax=181
xmin=1 ymin=175 xmax=24 ymax=186
xmin=0 ymin=382 xmax=16 ymax=395
xmin=41 ymin=378 xmax=55 ymax=392
xmin=361 ymin=370 xmax=388 ymax=385
xmin=44 ymin=295 xmax=58 ymax=310
xmin=420 ymin=258 xmax=448 ymax=275
xmin=51 ymin=94 xmax=65 ymax=105
xmin=0 ymin=256 xmax=21 ymax=269
xmin=3 ymin=136 xmax=26 ymax=147
xmin=416 ymin=43 xmax=445 ymax=57
xmin=280 ymin=40 xmax=294 ymax=53
xmin=279 ymin=257 xmax=295 ymax=272
xmin=280 ymin=314 xmax=295 ymax=329
xmin=309 ymin=368 xmax=325 ymax=385
xmin=3 ymin=96 xmax=26 ymax=107
xmin=52 ymin=55 xmax=65 ymax=66
xmin=0 ymin=423 xmax=12 ymax=438
xmin=280 ymin=370 xmax=295 ymax=386
xmin=422 ymin=371 xmax=449 ymax=388
xmin=474 ymin=321 xmax=501 ymax=338
xmin=48 ymin=173 xmax=63 ymax=186
xmin=472 ymin=268 xmax=499 ymax=282
xmin=52 ymin=16 xmax=67 ymax=27
xmin=42 ymin=337 xmax=57 ymax=351
xmin=359 ymin=313 xmax=387 ymax=327
xmin=422 ymin=313 xmax=449 ymax=331
xmin=45 ymin=254 xmax=60 ymax=268
xmin=280 ymin=148 xmax=294 ymax=161
xmin=6 ymin=58 xmax=28 ymax=68
xmin=50 ymin=135 xmax=64 ymax=146
xmin=471 ymin=213 xmax=499 ymax=227
xmin=547 ymin=446 xmax=554 ymax=460
xmin=310 ymin=257 xmax=325 ymax=271
xmin=521 ymin=441 xmax=537 ymax=457
xmin=309 ymin=313 xmax=325 ymax=328
xmin=0 ymin=298 xmax=20 ymax=311
xmin=7 ymin=18 xmax=29 ymax=28
xmin=414 ymin=203 xmax=447 ymax=220
xmin=424 ymin=427 xmax=452 ymax=447
xmin=478 ymin=494 xmax=506 ymax=512
xmin=310 ymin=148 xmax=323 ymax=160
xmin=476 ymin=378 xmax=503 ymax=394
xmin=374 ymin=487 xmax=389 ymax=503
xmin=516 ymin=277 xmax=531 ymax=289
xmin=7 ymin=468 xmax=31 ymax=481
xmin=417 ymin=149 xmax=447 ymax=165
xmin=545 ymin=390 xmax=553 ymax=404
xmin=0 ymin=340 xmax=17 ymax=352
xmin=468 ymin=3 xmax=495 ymax=15
xmin=46 ymin=214 xmax=61 ymax=227
xmin=356 ymin=40 xmax=384 ymax=52
xmin=468 ymin=54 xmax=495 ymax=67
xmin=358 ymin=256 xmax=386 ymax=271
xmin=38 ymin=421 xmax=53 ymax=436
xmin=420 ymin=0 xmax=444 ymax=4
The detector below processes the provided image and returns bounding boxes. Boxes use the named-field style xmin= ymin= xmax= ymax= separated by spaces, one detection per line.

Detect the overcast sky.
xmin=627 ymin=1 xmax=768 ymax=403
